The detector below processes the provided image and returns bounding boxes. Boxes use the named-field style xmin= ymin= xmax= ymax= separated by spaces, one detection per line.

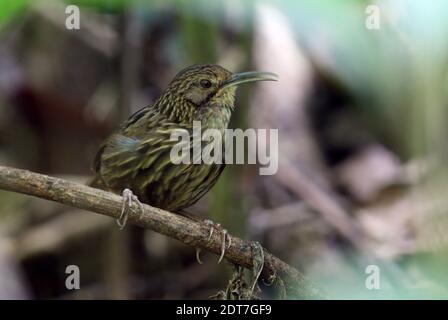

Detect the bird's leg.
xmin=176 ymin=210 xmax=231 ymax=264
xmin=117 ymin=188 xmax=143 ymax=229
xmin=204 ymin=220 xmax=232 ymax=263
xmin=195 ymin=221 xmax=232 ymax=264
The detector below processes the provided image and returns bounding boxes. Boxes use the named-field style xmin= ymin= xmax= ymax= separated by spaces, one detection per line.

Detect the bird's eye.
xmin=200 ymin=79 xmax=212 ymax=89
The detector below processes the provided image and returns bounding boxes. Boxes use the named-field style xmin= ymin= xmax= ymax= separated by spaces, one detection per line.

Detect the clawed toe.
xmin=218 ymin=229 xmax=227 ymax=263
xmin=117 ymin=188 xmax=143 ymax=229
xmin=218 ymin=230 xmax=231 ymax=264
xmin=195 ymin=247 xmax=203 ymax=264
xmin=204 ymin=219 xmax=215 ymax=240
xmin=196 ymin=220 xmax=232 ymax=264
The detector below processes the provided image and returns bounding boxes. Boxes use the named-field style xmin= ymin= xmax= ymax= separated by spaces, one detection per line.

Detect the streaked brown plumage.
xmin=91 ymin=64 xmax=277 ymax=216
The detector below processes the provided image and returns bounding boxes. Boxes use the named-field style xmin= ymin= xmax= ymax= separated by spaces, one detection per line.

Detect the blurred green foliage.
xmin=0 ymin=0 xmax=28 ymax=27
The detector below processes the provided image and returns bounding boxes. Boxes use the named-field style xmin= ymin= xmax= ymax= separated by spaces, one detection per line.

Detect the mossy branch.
xmin=0 ymin=165 xmax=327 ymax=299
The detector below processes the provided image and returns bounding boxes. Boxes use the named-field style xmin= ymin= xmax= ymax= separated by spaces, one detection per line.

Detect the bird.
xmin=89 ymin=64 xmax=277 ymax=262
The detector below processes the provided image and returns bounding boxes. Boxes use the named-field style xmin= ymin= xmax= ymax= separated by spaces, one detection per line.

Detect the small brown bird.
xmin=90 ymin=64 xmax=277 ymax=261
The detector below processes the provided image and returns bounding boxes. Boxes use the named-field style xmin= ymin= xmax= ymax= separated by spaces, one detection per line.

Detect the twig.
xmin=0 ymin=165 xmax=326 ymax=299
xmin=251 ymin=4 xmax=365 ymax=249
xmin=277 ymin=158 xmax=364 ymax=245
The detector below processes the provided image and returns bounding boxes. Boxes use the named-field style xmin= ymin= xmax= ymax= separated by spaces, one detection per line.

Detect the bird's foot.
xmin=117 ymin=188 xmax=143 ymax=229
xmin=196 ymin=220 xmax=232 ymax=264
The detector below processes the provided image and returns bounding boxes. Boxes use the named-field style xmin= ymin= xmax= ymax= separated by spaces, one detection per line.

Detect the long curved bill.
xmin=221 ymin=71 xmax=278 ymax=88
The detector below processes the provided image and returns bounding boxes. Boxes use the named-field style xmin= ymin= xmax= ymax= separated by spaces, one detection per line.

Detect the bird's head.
xmin=158 ymin=64 xmax=277 ymax=123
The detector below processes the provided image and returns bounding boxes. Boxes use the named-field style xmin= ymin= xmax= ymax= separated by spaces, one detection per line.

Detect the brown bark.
xmin=0 ymin=165 xmax=327 ymax=299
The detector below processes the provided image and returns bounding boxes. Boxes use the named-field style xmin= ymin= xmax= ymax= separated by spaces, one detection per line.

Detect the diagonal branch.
xmin=0 ymin=165 xmax=327 ymax=299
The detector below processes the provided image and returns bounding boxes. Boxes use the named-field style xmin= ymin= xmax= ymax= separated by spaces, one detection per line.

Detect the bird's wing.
xmin=91 ymin=105 xmax=154 ymax=176
xmin=95 ymin=106 xmax=194 ymax=190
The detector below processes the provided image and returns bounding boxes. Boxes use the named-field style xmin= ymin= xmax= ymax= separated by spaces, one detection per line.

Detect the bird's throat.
xmin=196 ymin=104 xmax=232 ymax=132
